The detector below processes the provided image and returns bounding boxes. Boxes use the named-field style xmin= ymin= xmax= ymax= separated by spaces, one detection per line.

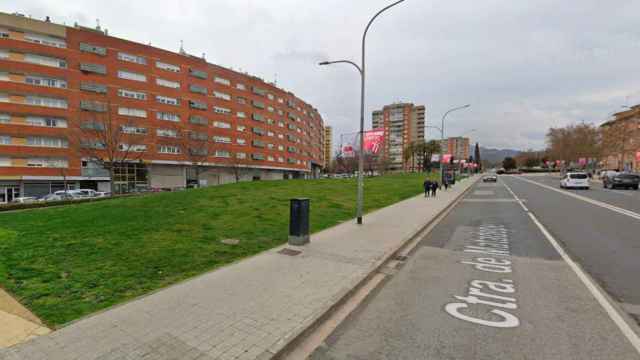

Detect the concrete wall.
xmin=149 ymin=165 xmax=186 ymax=189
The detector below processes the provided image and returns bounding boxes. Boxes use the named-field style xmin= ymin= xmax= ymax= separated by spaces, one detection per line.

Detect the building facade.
xmin=0 ymin=12 xmax=325 ymax=202
xmin=441 ymin=137 xmax=470 ymax=162
xmin=600 ymin=105 xmax=640 ymax=172
xmin=323 ymin=125 xmax=332 ymax=169
xmin=371 ymin=102 xmax=425 ymax=171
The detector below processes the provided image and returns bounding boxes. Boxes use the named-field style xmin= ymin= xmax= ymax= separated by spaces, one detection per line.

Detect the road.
xmin=311 ymin=175 xmax=640 ymax=360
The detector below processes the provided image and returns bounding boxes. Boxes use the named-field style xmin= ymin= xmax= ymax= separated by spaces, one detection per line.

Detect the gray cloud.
xmin=7 ymin=0 xmax=640 ymax=151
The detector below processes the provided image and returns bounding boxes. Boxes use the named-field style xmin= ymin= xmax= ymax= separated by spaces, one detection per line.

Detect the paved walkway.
xmin=0 ymin=290 xmax=50 ymax=348
xmin=0 ymin=177 xmax=477 ymax=360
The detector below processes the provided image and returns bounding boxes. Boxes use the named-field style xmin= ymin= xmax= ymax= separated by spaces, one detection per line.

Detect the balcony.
xmin=80 ymin=82 xmax=107 ymax=94
xmin=80 ymin=63 xmax=107 ymax=75
xmin=79 ymin=43 xmax=107 ymax=56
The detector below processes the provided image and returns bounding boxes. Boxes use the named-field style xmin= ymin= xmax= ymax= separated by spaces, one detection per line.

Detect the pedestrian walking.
xmin=431 ymin=181 xmax=438 ymax=197
xmin=444 ymin=180 xmax=449 ymax=191
xmin=423 ymin=178 xmax=432 ymax=198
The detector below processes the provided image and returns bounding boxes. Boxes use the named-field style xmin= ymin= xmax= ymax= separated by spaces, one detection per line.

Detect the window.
xmin=80 ymin=100 xmax=107 ymax=112
xmin=119 ymin=144 xmax=147 ymax=152
xmin=159 ymin=145 xmax=181 ymax=154
xmin=252 ymin=113 xmax=265 ymax=122
xmin=118 ymin=70 xmax=146 ymax=82
xmin=277 ymin=134 xmax=284 ymax=139
xmin=267 ymin=94 xmax=274 ymax=100
xmin=25 ymin=75 xmax=67 ymax=88
xmin=252 ymin=100 xmax=265 ymax=109
xmin=268 ymin=156 xmax=275 ymax=162
xmin=26 ymin=116 xmax=67 ymax=128
xmin=236 ymin=83 xmax=246 ymax=90
xmin=189 ymin=100 xmax=207 ymax=110
xmin=236 ymin=152 xmax=246 ymax=159
xmin=0 ymin=157 xmax=9 ymax=166
xmin=27 ymin=158 xmax=68 ymax=168
xmin=278 ymin=145 xmax=284 ymax=151
xmin=189 ymin=84 xmax=207 ymax=95
xmin=121 ymin=125 xmax=147 ymax=135
xmin=267 ymin=131 xmax=274 ymax=137
xmin=81 ymin=121 xmax=105 ymax=131
xmin=189 ymin=115 xmax=207 ymax=125
xmin=157 ymin=95 xmax=180 ymax=106
xmin=278 ymin=157 xmax=284 ymax=163
xmin=237 ymin=138 xmax=246 ymax=145
xmin=80 ymin=63 xmax=107 ymax=75
xmin=190 ymin=147 xmax=208 ymax=156
xmin=118 ymin=107 xmax=147 ymax=118
xmin=267 ymin=106 xmax=274 ymax=113
xmin=157 ymin=128 xmax=178 ymax=138
xmin=213 ymin=136 xmax=232 ymax=144
xmin=80 ymin=42 xmax=107 ymax=56
xmin=278 ymin=98 xmax=284 ymax=104
xmin=253 ymin=87 xmax=267 ymax=96
xmin=190 ymin=132 xmax=208 ymax=141
xmin=252 ymin=153 xmax=265 ymax=160
xmin=237 ymin=125 xmax=246 ymax=132
xmin=157 ymin=112 xmax=180 ymax=122
xmin=156 ymin=78 xmax=180 ymax=88
xmin=213 ymin=121 xmax=231 ymax=129
xmin=118 ymin=52 xmax=146 ymax=65
xmin=237 ymin=97 xmax=247 ymax=105
xmin=24 ymin=54 xmax=67 ymax=68
xmin=26 ymin=136 xmax=68 ymax=148
xmin=156 ymin=61 xmax=180 ymax=72
xmin=214 ymin=106 xmax=231 ymax=115
xmin=213 ymin=91 xmax=231 ymax=101
xmin=118 ymin=89 xmax=147 ymax=100
xmin=215 ymin=150 xmax=231 ymax=158
xmin=278 ymin=121 xmax=285 ymax=128
xmin=214 ymin=77 xmax=231 ymax=86
xmin=252 ymin=140 xmax=265 ymax=148
xmin=25 ymin=33 xmax=66 ymax=48
xmin=237 ymin=112 xmax=246 ymax=118
xmin=0 ymin=135 xmax=10 ymax=145
xmin=253 ymin=127 xmax=265 ymax=135
xmin=189 ymin=68 xmax=207 ymax=79
xmin=26 ymin=96 xmax=67 ymax=109
xmin=0 ymin=114 xmax=9 ymax=124
xmin=80 ymin=82 xmax=107 ymax=94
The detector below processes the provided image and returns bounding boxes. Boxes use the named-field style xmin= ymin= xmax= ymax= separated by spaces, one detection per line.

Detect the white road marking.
xmin=503 ymin=180 xmax=640 ymax=355
xmin=512 ymin=176 xmax=640 ymax=221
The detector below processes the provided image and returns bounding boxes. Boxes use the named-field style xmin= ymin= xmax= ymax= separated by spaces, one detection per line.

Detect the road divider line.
xmin=510 ymin=176 xmax=640 ymax=221
xmin=503 ymin=180 xmax=640 ymax=355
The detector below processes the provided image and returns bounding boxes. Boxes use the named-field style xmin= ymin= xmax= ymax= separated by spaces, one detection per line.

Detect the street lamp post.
xmin=439 ymin=105 xmax=471 ymax=184
xmin=319 ymin=0 xmax=406 ymax=225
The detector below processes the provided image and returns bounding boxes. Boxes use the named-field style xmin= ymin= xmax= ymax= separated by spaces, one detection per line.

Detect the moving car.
xmin=560 ymin=172 xmax=590 ymax=190
xmin=482 ymin=175 xmax=498 ymax=182
xmin=602 ymin=173 xmax=640 ymax=190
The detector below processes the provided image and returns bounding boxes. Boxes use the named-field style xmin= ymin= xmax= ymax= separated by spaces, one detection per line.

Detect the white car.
xmin=560 ymin=172 xmax=590 ymax=190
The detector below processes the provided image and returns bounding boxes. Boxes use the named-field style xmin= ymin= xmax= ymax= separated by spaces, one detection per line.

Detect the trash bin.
xmin=289 ymin=198 xmax=310 ymax=246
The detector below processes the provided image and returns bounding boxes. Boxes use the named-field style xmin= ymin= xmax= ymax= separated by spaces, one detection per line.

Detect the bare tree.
xmin=70 ymin=101 xmax=146 ymax=194
xmin=180 ymin=128 xmax=211 ymax=187
xmin=601 ymin=118 xmax=639 ymax=170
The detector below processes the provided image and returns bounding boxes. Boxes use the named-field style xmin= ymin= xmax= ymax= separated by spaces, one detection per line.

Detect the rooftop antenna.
xmin=274 ymin=73 xmax=278 ymax=86
xmin=179 ymin=40 xmax=186 ymax=55
xmin=96 ymin=18 xmax=101 ymax=31
xmin=45 ymin=16 xmax=51 ymax=22
xmin=202 ymin=52 xmax=206 ymax=60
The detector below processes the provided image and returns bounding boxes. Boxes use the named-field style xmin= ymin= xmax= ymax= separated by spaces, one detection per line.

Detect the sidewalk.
xmin=0 ymin=176 xmax=478 ymax=360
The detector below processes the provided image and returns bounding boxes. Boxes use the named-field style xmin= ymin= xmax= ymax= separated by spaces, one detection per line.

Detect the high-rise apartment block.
xmin=323 ymin=125 xmax=332 ymax=169
xmin=372 ymin=102 xmax=425 ymax=171
xmin=0 ymin=12 xmax=325 ymax=202
xmin=441 ymin=137 xmax=470 ymax=161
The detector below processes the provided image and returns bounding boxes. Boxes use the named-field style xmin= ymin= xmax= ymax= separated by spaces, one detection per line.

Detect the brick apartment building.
xmin=441 ymin=136 xmax=470 ymax=162
xmin=0 ymin=12 xmax=325 ymax=202
xmin=600 ymin=104 xmax=640 ymax=172
xmin=372 ymin=102 xmax=425 ymax=171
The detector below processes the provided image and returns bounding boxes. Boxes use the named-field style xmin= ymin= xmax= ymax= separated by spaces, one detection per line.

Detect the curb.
xmin=267 ymin=175 xmax=480 ymax=359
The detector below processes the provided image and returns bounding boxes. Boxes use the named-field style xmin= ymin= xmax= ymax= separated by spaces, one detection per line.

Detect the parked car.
xmin=40 ymin=193 xmax=76 ymax=202
xmin=12 ymin=196 xmax=38 ymax=204
xmin=482 ymin=175 xmax=498 ymax=183
xmin=600 ymin=170 xmax=618 ymax=181
xmin=53 ymin=190 xmax=84 ymax=199
xmin=94 ymin=191 xmax=111 ymax=197
xmin=560 ymin=172 xmax=590 ymax=190
xmin=76 ymin=189 xmax=97 ymax=197
xmin=602 ymin=173 xmax=640 ymax=190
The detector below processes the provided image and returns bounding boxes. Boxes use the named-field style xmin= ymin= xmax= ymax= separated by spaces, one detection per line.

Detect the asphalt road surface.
xmin=311 ymin=175 xmax=640 ymax=360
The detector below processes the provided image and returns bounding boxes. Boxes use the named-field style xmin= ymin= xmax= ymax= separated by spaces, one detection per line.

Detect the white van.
xmin=560 ymin=172 xmax=590 ymax=190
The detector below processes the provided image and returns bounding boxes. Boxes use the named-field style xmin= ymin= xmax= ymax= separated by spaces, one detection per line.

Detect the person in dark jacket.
xmin=431 ymin=181 xmax=438 ymax=197
xmin=443 ymin=180 xmax=449 ymax=190
xmin=423 ymin=179 xmax=432 ymax=197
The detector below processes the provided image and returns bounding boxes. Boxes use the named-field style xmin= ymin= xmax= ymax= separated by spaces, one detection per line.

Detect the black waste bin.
xmin=289 ymin=198 xmax=310 ymax=245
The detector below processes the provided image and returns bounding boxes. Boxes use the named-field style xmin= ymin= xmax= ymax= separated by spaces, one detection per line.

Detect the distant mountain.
xmin=479 ymin=147 xmax=521 ymax=165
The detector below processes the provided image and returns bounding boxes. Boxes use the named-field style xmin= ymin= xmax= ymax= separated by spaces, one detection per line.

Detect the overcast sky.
xmin=7 ymin=0 xmax=640 ymax=150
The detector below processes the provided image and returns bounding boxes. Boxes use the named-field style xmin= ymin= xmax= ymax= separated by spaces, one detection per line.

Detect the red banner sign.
xmin=636 ymin=151 xmax=640 ymax=162
xmin=442 ymin=154 xmax=452 ymax=163
xmin=363 ymin=129 xmax=384 ymax=154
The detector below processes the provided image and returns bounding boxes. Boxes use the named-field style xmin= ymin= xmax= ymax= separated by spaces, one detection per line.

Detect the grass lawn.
xmin=0 ymin=172 xmax=436 ymax=327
